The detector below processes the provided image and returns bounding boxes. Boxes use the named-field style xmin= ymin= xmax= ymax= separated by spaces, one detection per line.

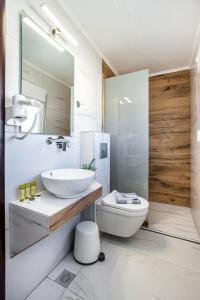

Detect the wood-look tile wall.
xmin=149 ymin=70 xmax=191 ymax=207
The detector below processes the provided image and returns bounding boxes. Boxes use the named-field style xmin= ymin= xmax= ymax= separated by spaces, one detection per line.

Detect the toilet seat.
xmin=101 ymin=190 xmax=149 ymax=213
xmin=97 ymin=190 xmax=149 ymax=237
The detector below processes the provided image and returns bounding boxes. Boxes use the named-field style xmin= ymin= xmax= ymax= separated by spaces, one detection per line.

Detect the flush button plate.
xmin=100 ymin=143 xmax=108 ymax=159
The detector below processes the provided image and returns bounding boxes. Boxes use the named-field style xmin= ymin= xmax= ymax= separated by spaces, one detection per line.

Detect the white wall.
xmin=5 ymin=0 xmax=102 ymax=299
xmin=191 ymin=37 xmax=200 ymax=237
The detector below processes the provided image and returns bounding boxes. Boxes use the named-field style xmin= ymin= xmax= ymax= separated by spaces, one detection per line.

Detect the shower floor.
xmin=146 ymin=202 xmax=200 ymax=243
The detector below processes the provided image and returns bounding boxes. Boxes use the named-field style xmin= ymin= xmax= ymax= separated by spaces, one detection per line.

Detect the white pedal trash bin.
xmin=74 ymin=221 xmax=105 ymax=265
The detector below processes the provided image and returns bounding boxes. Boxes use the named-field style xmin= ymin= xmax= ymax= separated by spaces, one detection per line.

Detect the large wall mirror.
xmin=20 ymin=15 xmax=74 ymax=136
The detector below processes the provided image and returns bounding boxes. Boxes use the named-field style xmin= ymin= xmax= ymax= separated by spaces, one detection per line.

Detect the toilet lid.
xmin=102 ymin=190 xmax=149 ymax=213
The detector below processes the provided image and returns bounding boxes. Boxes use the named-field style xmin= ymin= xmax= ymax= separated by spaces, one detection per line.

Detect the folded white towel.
xmin=116 ymin=192 xmax=140 ymax=204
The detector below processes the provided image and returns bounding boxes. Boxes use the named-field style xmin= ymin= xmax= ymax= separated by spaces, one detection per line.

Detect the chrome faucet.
xmin=47 ymin=136 xmax=71 ymax=151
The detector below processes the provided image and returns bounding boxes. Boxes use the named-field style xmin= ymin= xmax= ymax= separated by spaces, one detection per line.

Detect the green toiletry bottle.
xmin=19 ymin=184 xmax=26 ymax=202
xmin=25 ymin=183 xmax=31 ymax=199
xmin=30 ymin=182 xmax=37 ymax=198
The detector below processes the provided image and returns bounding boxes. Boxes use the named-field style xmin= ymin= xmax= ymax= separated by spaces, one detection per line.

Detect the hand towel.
xmin=116 ymin=192 xmax=140 ymax=204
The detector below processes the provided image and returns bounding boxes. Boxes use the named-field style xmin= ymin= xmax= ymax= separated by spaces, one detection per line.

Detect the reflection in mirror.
xmin=21 ymin=16 xmax=74 ymax=136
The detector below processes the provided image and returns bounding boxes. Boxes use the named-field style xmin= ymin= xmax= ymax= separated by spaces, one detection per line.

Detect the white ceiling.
xmin=58 ymin=0 xmax=200 ymax=75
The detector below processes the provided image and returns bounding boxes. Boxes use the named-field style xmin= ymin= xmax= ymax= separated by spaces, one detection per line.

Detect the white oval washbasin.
xmin=41 ymin=168 xmax=95 ymax=198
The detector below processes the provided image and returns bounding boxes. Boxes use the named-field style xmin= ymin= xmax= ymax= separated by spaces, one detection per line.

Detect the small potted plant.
xmin=82 ymin=158 xmax=96 ymax=172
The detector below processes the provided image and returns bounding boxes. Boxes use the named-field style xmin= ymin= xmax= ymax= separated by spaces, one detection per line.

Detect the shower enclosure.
xmin=104 ymin=69 xmax=200 ymax=243
xmin=104 ymin=70 xmax=149 ymax=199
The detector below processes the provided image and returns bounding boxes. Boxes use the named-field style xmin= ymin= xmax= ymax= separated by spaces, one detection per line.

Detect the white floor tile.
xmin=104 ymin=229 xmax=200 ymax=273
xmin=148 ymin=202 xmax=200 ymax=242
xmin=48 ymin=252 xmax=82 ymax=281
xmin=60 ymin=290 xmax=83 ymax=300
xmin=68 ymin=236 xmax=200 ymax=300
xmin=28 ymin=230 xmax=200 ymax=300
xmin=26 ymin=278 xmax=65 ymax=300
xmin=149 ymin=202 xmax=192 ymax=217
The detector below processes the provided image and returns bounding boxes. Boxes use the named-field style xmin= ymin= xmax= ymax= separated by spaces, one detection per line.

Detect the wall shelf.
xmin=9 ymin=182 xmax=102 ymax=257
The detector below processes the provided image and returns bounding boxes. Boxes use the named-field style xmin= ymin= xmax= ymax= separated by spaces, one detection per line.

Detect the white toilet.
xmin=96 ymin=191 xmax=149 ymax=238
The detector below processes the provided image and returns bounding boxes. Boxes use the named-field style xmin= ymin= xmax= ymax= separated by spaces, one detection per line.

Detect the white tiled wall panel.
xmin=5 ymin=0 xmax=102 ymax=299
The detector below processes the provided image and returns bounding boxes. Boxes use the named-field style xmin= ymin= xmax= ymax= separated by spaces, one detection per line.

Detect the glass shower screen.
xmin=104 ymin=70 xmax=149 ymax=199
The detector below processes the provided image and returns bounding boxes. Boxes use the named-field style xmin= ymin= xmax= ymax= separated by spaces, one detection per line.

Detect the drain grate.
xmin=55 ymin=269 xmax=75 ymax=289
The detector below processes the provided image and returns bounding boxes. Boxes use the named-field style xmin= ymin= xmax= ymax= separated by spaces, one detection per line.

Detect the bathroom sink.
xmin=41 ymin=168 xmax=95 ymax=198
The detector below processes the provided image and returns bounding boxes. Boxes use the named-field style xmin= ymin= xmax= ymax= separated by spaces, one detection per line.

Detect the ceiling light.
xmin=124 ymin=97 xmax=133 ymax=103
xmin=22 ymin=16 xmax=65 ymax=52
xmin=41 ymin=5 xmax=78 ymax=47
xmin=119 ymin=100 xmax=124 ymax=105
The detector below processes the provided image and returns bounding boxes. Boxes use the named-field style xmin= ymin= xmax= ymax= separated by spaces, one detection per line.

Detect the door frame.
xmin=0 ymin=0 xmax=5 ymax=299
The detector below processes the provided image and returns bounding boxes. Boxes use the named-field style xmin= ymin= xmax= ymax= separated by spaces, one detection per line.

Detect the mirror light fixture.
xmin=41 ymin=4 xmax=78 ymax=47
xmin=22 ymin=16 xmax=65 ymax=52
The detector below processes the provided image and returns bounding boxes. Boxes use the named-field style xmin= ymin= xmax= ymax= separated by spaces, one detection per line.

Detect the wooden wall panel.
xmin=102 ymin=60 xmax=115 ymax=79
xmin=149 ymin=70 xmax=191 ymax=207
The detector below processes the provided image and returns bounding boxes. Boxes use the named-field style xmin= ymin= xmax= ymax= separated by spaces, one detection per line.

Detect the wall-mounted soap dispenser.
xmin=6 ymin=94 xmax=41 ymax=139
